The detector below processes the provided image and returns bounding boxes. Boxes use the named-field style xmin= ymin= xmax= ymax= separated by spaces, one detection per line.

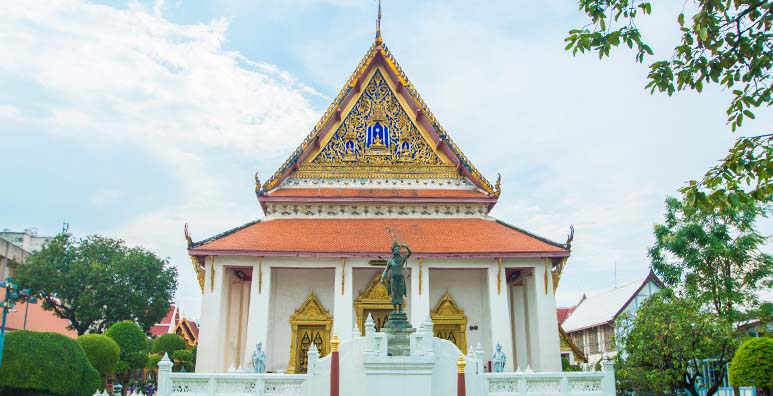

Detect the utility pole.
xmin=0 ymin=278 xmax=35 ymax=366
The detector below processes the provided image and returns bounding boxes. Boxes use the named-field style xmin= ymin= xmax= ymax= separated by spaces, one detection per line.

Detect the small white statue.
xmin=252 ymin=342 xmax=266 ymax=373
xmin=492 ymin=343 xmax=507 ymax=373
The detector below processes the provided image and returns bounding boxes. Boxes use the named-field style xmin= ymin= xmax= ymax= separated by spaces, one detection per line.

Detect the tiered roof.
xmin=187 ymin=9 xmax=570 ymax=283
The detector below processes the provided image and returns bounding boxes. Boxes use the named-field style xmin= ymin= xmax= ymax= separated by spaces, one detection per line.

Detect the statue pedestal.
xmin=382 ymin=311 xmax=414 ymax=357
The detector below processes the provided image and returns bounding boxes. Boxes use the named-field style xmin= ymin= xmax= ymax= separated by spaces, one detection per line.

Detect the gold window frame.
xmin=287 ymin=293 xmax=333 ymax=374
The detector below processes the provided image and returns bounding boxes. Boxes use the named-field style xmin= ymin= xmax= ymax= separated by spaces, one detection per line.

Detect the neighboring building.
xmin=186 ymin=17 xmax=573 ymax=375
xmin=150 ymin=304 xmax=199 ymax=347
xmin=0 ymin=234 xmax=76 ymax=338
xmin=0 ymin=228 xmax=53 ymax=253
xmin=561 ymin=271 xmax=662 ymax=366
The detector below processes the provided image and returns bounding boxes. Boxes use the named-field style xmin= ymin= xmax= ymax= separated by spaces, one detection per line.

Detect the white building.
xmin=185 ymin=7 xmax=577 ymax=378
xmin=0 ymin=228 xmax=53 ymax=253
xmin=561 ymin=272 xmax=662 ymax=366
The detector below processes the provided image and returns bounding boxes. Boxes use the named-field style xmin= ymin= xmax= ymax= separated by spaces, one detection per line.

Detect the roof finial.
xmin=375 ymin=0 xmax=383 ymax=44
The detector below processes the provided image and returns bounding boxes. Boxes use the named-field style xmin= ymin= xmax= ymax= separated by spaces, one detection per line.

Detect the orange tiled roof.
xmin=190 ymin=218 xmax=567 ymax=257
xmin=266 ymin=188 xmax=491 ymax=199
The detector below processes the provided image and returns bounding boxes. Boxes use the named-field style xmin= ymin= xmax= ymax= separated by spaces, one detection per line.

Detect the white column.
xmin=487 ymin=260 xmax=514 ymax=371
xmin=524 ymin=272 xmax=539 ymax=370
xmin=195 ymin=256 xmax=229 ymax=373
xmin=243 ymin=258 xmax=271 ymax=370
xmin=511 ymin=284 xmax=529 ymax=370
xmin=529 ymin=261 xmax=561 ymax=372
xmin=410 ymin=258 xmax=430 ymax=326
xmin=333 ymin=258 xmax=353 ymax=339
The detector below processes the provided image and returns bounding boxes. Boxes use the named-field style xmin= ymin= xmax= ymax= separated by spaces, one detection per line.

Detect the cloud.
xmin=0 ymin=0 xmax=321 ymax=317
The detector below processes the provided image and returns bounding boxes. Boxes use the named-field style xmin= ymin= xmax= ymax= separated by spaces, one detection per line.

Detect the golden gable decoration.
xmin=354 ymin=273 xmax=394 ymax=335
xmin=298 ymin=70 xmax=456 ymax=179
xmin=430 ymin=291 xmax=468 ymax=354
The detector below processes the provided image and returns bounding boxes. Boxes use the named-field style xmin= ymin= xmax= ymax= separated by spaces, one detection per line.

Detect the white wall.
xmin=268 ymin=265 xmax=335 ymax=372
xmin=427 ymin=268 xmax=490 ymax=354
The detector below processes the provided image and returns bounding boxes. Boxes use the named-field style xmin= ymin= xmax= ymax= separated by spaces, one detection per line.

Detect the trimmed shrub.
xmin=76 ymin=334 xmax=120 ymax=385
xmin=0 ymin=330 xmax=99 ymax=396
xmin=80 ymin=365 xmax=102 ymax=396
xmin=151 ymin=333 xmax=186 ymax=358
xmin=729 ymin=337 xmax=773 ymax=388
xmin=146 ymin=354 xmax=162 ymax=370
xmin=172 ymin=349 xmax=194 ymax=372
xmin=105 ymin=321 xmax=146 ymax=357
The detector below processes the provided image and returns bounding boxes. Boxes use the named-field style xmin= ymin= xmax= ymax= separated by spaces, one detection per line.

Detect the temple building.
xmin=150 ymin=303 xmax=200 ymax=348
xmin=186 ymin=14 xmax=573 ymax=375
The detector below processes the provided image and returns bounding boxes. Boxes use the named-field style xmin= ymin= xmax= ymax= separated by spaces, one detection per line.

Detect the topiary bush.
xmin=151 ymin=333 xmax=186 ymax=358
xmin=729 ymin=337 xmax=773 ymax=389
xmin=76 ymin=334 xmax=120 ymax=388
xmin=172 ymin=349 xmax=193 ymax=372
xmin=0 ymin=330 xmax=101 ymax=396
xmin=105 ymin=321 xmax=146 ymax=357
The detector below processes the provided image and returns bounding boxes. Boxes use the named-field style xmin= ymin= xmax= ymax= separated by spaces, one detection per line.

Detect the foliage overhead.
xmin=566 ymin=1 xmax=773 ymax=212
xmin=649 ymin=196 xmax=773 ymax=322
xmin=151 ymin=333 xmax=187 ymax=359
xmin=0 ymin=330 xmax=101 ymax=396
xmin=729 ymin=337 xmax=773 ymax=388
xmin=105 ymin=321 xmax=147 ymax=357
xmin=14 ymin=234 xmax=178 ymax=335
xmin=617 ymin=290 xmax=733 ymax=396
xmin=76 ymin=334 xmax=120 ymax=382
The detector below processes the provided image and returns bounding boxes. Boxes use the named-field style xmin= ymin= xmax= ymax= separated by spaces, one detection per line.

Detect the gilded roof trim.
xmin=261 ymin=39 xmax=497 ymax=195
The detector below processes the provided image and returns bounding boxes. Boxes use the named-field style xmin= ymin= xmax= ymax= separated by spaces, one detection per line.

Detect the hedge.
xmin=729 ymin=337 xmax=773 ymax=388
xmin=151 ymin=333 xmax=186 ymax=358
xmin=105 ymin=321 xmax=146 ymax=357
xmin=76 ymin=334 xmax=120 ymax=384
xmin=0 ymin=330 xmax=101 ymax=396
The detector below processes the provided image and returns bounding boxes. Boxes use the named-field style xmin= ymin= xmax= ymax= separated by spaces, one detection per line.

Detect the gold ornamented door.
xmin=430 ymin=291 xmax=468 ymax=354
xmin=354 ymin=273 xmax=394 ymax=335
xmin=288 ymin=293 xmax=333 ymax=374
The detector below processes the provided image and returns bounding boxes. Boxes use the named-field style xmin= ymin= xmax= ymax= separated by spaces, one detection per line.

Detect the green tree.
xmin=729 ymin=337 xmax=773 ymax=392
xmin=14 ymin=233 xmax=178 ymax=334
xmin=650 ymin=196 xmax=773 ymax=323
xmin=151 ymin=333 xmax=187 ymax=359
xmin=565 ymin=1 xmax=773 ymax=212
xmin=617 ymin=290 xmax=732 ymax=396
xmin=106 ymin=321 xmax=148 ymax=388
xmin=0 ymin=330 xmax=102 ymax=396
xmin=646 ymin=195 xmax=771 ymax=395
xmin=76 ymin=334 xmax=120 ymax=389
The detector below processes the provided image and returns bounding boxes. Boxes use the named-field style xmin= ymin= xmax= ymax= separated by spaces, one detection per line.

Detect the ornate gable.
xmin=259 ymin=36 xmax=499 ymax=196
xmin=307 ymin=70 xmax=450 ymax=174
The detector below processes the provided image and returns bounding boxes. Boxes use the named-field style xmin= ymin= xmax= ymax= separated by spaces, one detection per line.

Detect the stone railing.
xmin=473 ymin=361 xmax=615 ymax=396
xmin=155 ymin=354 xmax=309 ymax=396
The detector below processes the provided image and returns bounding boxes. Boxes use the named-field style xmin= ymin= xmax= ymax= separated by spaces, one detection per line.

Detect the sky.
xmin=2 ymin=0 xmax=771 ymax=319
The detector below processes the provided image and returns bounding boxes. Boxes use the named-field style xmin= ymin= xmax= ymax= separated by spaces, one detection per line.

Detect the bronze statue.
xmin=380 ymin=241 xmax=411 ymax=313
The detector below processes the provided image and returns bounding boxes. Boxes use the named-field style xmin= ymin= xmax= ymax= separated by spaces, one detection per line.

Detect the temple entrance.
xmin=288 ymin=293 xmax=333 ymax=374
xmin=430 ymin=291 xmax=468 ymax=353
xmin=354 ymin=273 xmax=394 ymax=335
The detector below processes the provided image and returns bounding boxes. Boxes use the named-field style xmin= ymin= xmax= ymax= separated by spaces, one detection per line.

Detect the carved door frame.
xmin=354 ymin=273 xmax=394 ymax=335
xmin=287 ymin=293 xmax=333 ymax=374
xmin=430 ymin=291 xmax=468 ymax=354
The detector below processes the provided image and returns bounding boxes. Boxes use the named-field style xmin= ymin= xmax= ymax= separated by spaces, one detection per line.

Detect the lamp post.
xmin=0 ymin=278 xmax=33 ymax=367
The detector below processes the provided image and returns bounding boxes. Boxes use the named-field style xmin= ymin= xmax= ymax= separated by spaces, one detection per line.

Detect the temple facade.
xmin=187 ymin=20 xmax=572 ymax=376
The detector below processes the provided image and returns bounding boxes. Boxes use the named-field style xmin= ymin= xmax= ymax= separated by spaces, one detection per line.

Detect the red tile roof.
xmin=149 ymin=305 xmax=179 ymax=337
xmin=556 ymin=307 xmax=576 ymax=325
xmin=190 ymin=218 xmax=568 ymax=258
xmin=267 ymin=188 xmax=491 ymax=199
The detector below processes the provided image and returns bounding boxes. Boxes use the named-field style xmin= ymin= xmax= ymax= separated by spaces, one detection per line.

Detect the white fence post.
xmin=157 ymin=353 xmax=173 ymax=396
xmin=602 ymin=359 xmax=616 ymax=396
